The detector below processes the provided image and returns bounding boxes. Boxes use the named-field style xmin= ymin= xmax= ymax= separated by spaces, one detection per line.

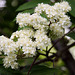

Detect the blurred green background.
xmin=0 ymin=0 xmax=29 ymax=37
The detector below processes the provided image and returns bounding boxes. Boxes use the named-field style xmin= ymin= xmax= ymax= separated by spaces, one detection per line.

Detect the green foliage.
xmin=16 ymin=0 xmax=51 ymax=11
xmin=21 ymin=65 xmax=63 ymax=75
xmin=40 ymin=12 xmax=49 ymax=21
xmin=30 ymin=68 xmax=60 ymax=75
xmin=67 ymin=31 xmax=75 ymax=40
xmin=13 ymin=36 xmax=18 ymax=42
xmin=22 ymin=9 xmax=34 ymax=14
xmin=16 ymin=0 xmax=75 ymax=18
xmin=0 ymin=65 xmax=22 ymax=75
xmin=18 ymin=26 xmax=33 ymax=31
xmin=0 ymin=58 xmax=3 ymax=65
xmin=66 ymin=0 xmax=75 ymax=17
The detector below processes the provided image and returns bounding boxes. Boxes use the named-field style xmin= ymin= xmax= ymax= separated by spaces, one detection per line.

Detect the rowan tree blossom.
xmin=34 ymin=1 xmax=71 ymax=39
xmin=34 ymin=29 xmax=51 ymax=50
xmin=0 ymin=1 xmax=72 ymax=69
xmin=0 ymin=35 xmax=18 ymax=69
xmin=16 ymin=13 xmax=49 ymax=29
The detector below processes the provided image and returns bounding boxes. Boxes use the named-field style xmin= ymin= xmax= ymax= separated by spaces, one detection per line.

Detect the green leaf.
xmin=16 ymin=0 xmax=50 ymax=11
xmin=40 ymin=12 xmax=49 ymax=21
xmin=13 ymin=18 xmax=16 ymax=22
xmin=70 ymin=24 xmax=75 ymax=28
xmin=66 ymin=0 xmax=75 ymax=17
xmin=18 ymin=26 xmax=33 ymax=31
xmin=68 ymin=13 xmax=75 ymax=24
xmin=18 ymin=57 xmax=34 ymax=66
xmin=21 ymin=65 xmax=63 ymax=75
xmin=13 ymin=36 xmax=18 ymax=42
xmin=0 ymin=65 xmax=22 ymax=75
xmin=22 ymin=9 xmax=34 ymax=14
xmin=67 ymin=31 xmax=75 ymax=40
xmin=30 ymin=68 xmax=62 ymax=75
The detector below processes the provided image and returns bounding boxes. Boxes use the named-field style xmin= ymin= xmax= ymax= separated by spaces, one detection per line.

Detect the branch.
xmin=20 ymin=53 xmax=55 ymax=70
xmin=27 ymin=54 xmax=39 ymax=75
xmin=52 ymin=38 xmax=75 ymax=75
xmin=56 ymin=42 xmax=75 ymax=57
xmin=48 ymin=27 xmax=75 ymax=53
xmin=34 ymin=54 xmax=55 ymax=65
xmin=37 ymin=50 xmax=46 ymax=56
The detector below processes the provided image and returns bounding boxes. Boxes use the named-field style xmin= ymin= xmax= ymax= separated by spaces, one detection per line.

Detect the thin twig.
xmin=38 ymin=52 xmax=46 ymax=56
xmin=27 ymin=54 xmax=39 ymax=75
xmin=20 ymin=54 xmax=56 ymax=70
xmin=34 ymin=58 xmax=53 ymax=65
xmin=48 ymin=27 xmax=75 ymax=53
xmin=37 ymin=50 xmax=46 ymax=56
xmin=34 ymin=54 xmax=55 ymax=65
xmin=20 ymin=41 xmax=75 ymax=71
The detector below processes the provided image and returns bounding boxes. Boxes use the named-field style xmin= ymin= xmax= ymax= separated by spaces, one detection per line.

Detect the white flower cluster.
xmin=10 ymin=29 xmax=34 ymax=39
xmin=16 ymin=13 xmax=49 ymax=29
xmin=10 ymin=29 xmax=36 ymax=57
xmin=0 ymin=35 xmax=18 ymax=69
xmin=16 ymin=1 xmax=71 ymax=39
xmin=34 ymin=29 xmax=50 ymax=50
xmin=10 ymin=28 xmax=50 ymax=56
xmin=35 ymin=1 xmax=71 ymax=17
xmin=0 ymin=1 xmax=72 ymax=69
xmin=35 ymin=1 xmax=71 ymax=39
